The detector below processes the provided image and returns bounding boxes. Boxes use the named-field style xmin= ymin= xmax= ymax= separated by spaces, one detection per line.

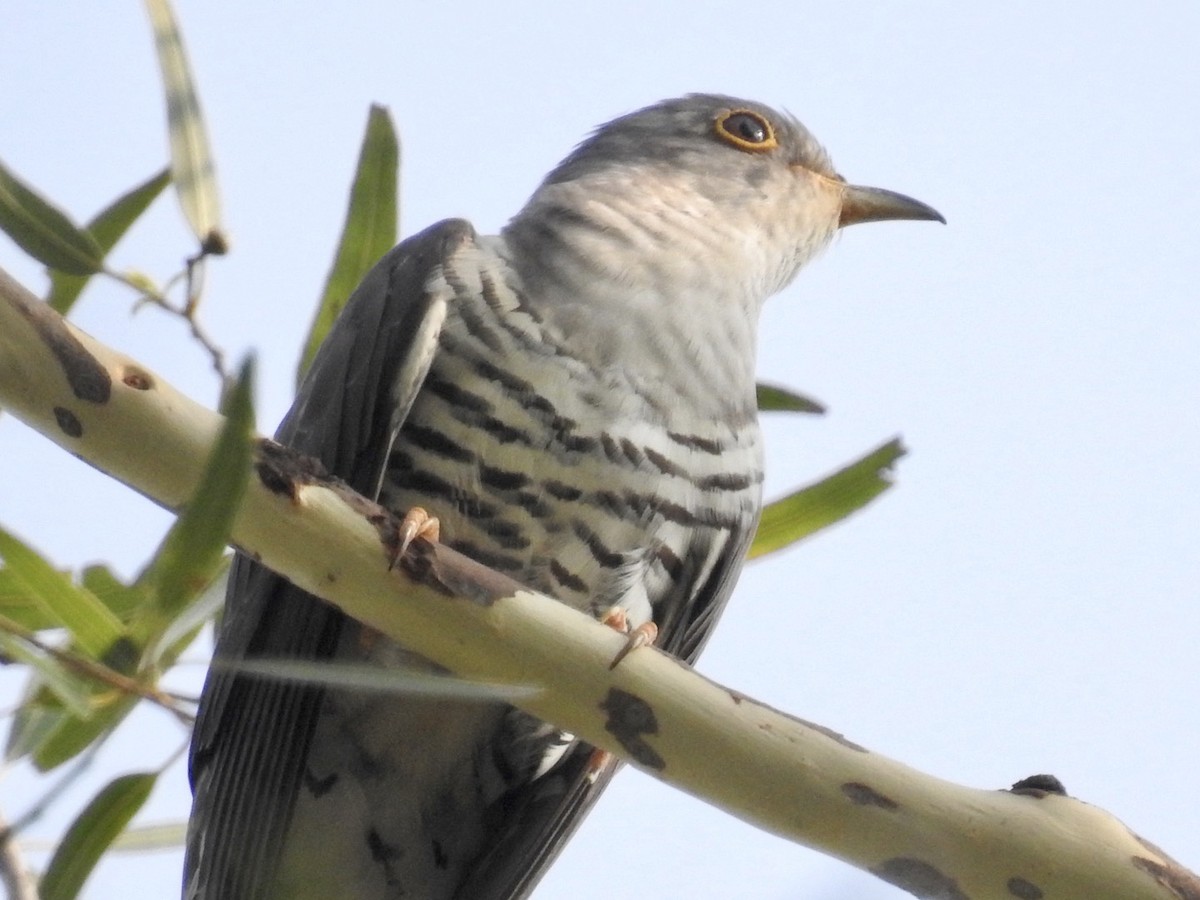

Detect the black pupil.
xmin=727 ymin=114 xmax=766 ymax=143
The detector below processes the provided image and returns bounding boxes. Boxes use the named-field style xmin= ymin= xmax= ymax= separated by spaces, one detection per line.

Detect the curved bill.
xmin=839 ymin=184 xmax=945 ymax=228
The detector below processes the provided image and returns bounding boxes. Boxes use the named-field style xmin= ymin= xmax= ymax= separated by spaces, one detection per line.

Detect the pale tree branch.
xmin=0 ymin=265 xmax=1196 ymax=900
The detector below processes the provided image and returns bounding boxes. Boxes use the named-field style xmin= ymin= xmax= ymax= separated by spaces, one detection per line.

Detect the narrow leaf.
xmin=81 ymin=565 xmax=153 ymax=623
xmin=0 ymin=529 xmax=124 ymax=658
xmin=148 ymin=556 xmax=228 ymax=664
xmin=218 ymin=658 xmax=537 ymax=701
xmin=136 ymin=358 xmax=253 ymax=623
xmin=0 ymin=159 xmax=103 ymax=275
xmin=143 ymin=0 xmax=225 ymax=251
xmin=34 ymin=696 xmax=137 ymax=771
xmin=756 ymin=381 xmax=826 ymax=414
xmin=0 ymin=632 xmax=92 ymax=718
xmin=749 ymin=438 xmax=907 ymax=559
xmin=5 ymin=701 xmax=65 ymax=763
xmin=39 ymin=772 xmax=157 ymax=900
xmin=107 ymin=820 xmax=187 ymax=853
xmin=297 ymin=104 xmax=399 ymax=384
xmin=48 ymin=168 xmax=171 ymax=314
xmin=0 ymin=567 xmax=58 ymax=631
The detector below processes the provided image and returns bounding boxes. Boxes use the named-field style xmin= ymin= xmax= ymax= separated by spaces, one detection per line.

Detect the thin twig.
xmin=0 ymin=614 xmax=196 ymax=726
xmin=104 ymin=266 xmax=231 ymax=393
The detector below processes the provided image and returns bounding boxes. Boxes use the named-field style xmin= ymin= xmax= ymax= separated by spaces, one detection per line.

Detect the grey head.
xmin=503 ymin=93 xmax=943 ymax=310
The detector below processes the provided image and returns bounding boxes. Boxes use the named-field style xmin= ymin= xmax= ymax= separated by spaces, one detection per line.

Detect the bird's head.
xmin=509 ymin=94 xmax=943 ymax=302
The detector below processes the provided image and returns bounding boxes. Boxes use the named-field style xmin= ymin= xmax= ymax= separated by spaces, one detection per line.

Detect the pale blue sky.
xmin=2 ymin=3 xmax=1197 ymax=898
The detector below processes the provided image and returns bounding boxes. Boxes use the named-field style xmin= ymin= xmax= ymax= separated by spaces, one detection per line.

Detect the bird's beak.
xmin=839 ymin=184 xmax=945 ymax=228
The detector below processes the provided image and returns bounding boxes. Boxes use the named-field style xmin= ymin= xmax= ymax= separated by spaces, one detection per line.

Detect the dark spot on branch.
xmin=53 ymin=406 xmax=82 ymax=437
xmin=19 ymin=300 xmax=111 ymax=403
xmin=599 ymin=687 xmax=664 ymax=770
xmin=1132 ymin=845 xmax=1200 ymax=900
xmin=1006 ymin=876 xmax=1044 ymax=899
xmin=873 ymin=858 xmax=968 ymax=900
xmin=841 ymin=781 xmax=899 ymax=810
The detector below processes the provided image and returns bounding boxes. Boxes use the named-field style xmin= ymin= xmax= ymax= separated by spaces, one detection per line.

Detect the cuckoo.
xmin=185 ymin=93 xmax=943 ymax=900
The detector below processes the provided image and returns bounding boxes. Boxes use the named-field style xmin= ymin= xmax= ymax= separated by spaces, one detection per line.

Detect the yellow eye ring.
xmin=714 ymin=109 xmax=778 ymax=152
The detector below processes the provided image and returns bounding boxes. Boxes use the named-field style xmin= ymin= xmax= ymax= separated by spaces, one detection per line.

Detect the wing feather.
xmin=185 ymin=219 xmax=478 ymax=900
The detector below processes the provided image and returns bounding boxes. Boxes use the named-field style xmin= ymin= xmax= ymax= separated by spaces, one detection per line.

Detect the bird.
xmin=184 ymin=93 xmax=943 ymax=900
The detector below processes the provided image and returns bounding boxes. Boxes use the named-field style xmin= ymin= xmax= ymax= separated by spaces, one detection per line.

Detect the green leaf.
xmin=39 ymin=772 xmax=157 ymax=900
xmin=5 ymin=700 xmax=66 ymax=763
xmin=0 ymin=631 xmax=93 ymax=719
xmin=34 ymin=695 xmax=137 ymax=771
xmin=0 ymin=566 xmax=58 ymax=630
xmin=81 ymin=565 xmax=153 ymax=623
xmin=297 ymin=104 xmax=399 ymax=384
xmin=0 ymin=528 xmax=124 ymax=658
xmin=47 ymin=168 xmax=171 ymax=314
xmin=756 ymin=381 xmax=826 ymax=414
xmin=219 ymin=658 xmax=537 ymax=701
xmin=143 ymin=0 xmax=225 ymax=252
xmin=0 ymin=638 xmax=92 ymax=724
xmin=107 ymin=820 xmax=187 ymax=853
xmin=147 ymin=555 xmax=227 ymax=664
xmin=135 ymin=359 xmax=253 ymax=626
xmin=0 ymin=158 xmax=103 ymax=275
xmin=749 ymin=437 xmax=907 ymax=559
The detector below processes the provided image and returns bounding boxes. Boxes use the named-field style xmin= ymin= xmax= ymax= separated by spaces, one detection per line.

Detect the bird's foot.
xmin=584 ymin=746 xmax=615 ymax=783
xmin=600 ymin=606 xmax=659 ymax=670
xmin=371 ymin=508 xmax=441 ymax=648
xmin=393 ymin=507 xmax=440 ymax=565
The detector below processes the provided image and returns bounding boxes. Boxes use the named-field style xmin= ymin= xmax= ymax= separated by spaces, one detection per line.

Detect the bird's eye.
xmin=714 ymin=110 xmax=778 ymax=152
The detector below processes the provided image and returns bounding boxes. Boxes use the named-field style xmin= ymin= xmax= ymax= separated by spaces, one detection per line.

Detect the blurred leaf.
xmin=0 ymin=630 xmax=92 ymax=718
xmin=0 ymin=528 xmax=124 ymax=658
xmin=143 ymin=0 xmax=225 ymax=252
xmin=220 ymin=658 xmax=537 ymax=701
xmin=81 ymin=565 xmax=152 ymax=623
xmin=121 ymin=269 xmax=162 ymax=296
xmin=6 ymin=630 xmax=155 ymax=769
xmin=47 ymin=167 xmax=171 ymax=314
xmin=34 ymin=695 xmax=137 ymax=772
xmin=107 ymin=820 xmax=187 ymax=852
xmin=749 ymin=438 xmax=907 ymax=560
xmin=147 ymin=556 xmax=227 ymax=664
xmin=0 ymin=566 xmax=58 ymax=630
xmin=39 ymin=772 xmax=157 ymax=900
xmin=0 ymin=158 xmax=103 ymax=275
xmin=756 ymin=381 xmax=826 ymax=414
xmin=297 ymin=104 xmax=399 ymax=384
xmin=136 ymin=359 xmax=253 ymax=626
xmin=5 ymin=700 xmax=65 ymax=762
